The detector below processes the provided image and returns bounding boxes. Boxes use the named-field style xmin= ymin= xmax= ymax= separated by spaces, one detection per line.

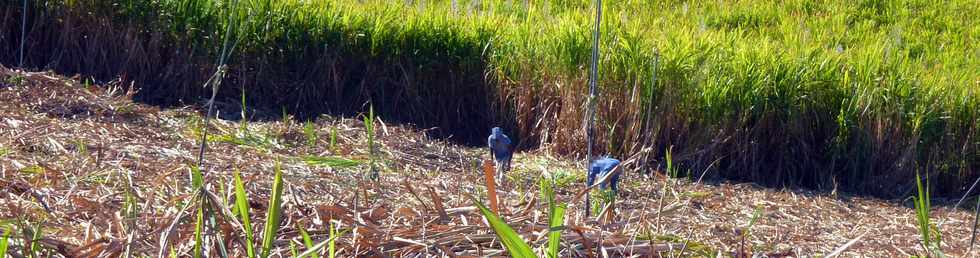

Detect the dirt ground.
xmin=0 ymin=66 xmax=976 ymax=257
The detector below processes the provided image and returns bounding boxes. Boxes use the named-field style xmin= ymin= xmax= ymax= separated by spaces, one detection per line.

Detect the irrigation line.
xmin=584 ymin=0 xmax=602 ymax=217
xmin=19 ymin=0 xmax=27 ymax=67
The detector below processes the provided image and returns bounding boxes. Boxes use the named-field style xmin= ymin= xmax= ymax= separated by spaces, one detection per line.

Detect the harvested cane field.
xmin=0 ymin=0 xmax=979 ymax=257
xmin=1 ymin=66 xmax=977 ymax=257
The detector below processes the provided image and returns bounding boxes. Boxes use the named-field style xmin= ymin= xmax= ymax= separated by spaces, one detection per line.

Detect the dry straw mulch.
xmin=0 ymin=66 xmax=976 ymax=257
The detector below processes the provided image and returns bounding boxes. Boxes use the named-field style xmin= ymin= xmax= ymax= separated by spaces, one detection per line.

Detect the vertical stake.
xmin=584 ymin=0 xmax=603 ymax=217
xmin=19 ymin=0 xmax=28 ymax=67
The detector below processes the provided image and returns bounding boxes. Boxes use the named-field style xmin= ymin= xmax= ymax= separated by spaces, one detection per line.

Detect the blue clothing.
xmin=488 ymin=127 xmax=512 ymax=163
xmin=588 ymin=157 xmax=621 ymax=192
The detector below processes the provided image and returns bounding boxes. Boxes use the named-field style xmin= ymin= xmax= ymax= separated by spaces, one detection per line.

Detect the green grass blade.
xmin=364 ymin=105 xmax=378 ymax=180
xmin=467 ymin=194 xmax=536 ymax=258
xmin=233 ymin=168 xmax=256 ymax=258
xmin=296 ymin=226 xmax=349 ymax=258
xmin=298 ymin=225 xmax=318 ymax=258
xmin=747 ymin=205 xmax=764 ymax=229
xmin=329 ymin=127 xmax=337 ymax=152
xmin=547 ymin=203 xmax=566 ymax=258
xmin=28 ymin=222 xmax=42 ymax=258
xmin=363 ymin=107 xmax=373 ymax=154
xmin=541 ymin=177 xmax=565 ymax=258
xmin=0 ymin=225 xmax=11 ymax=258
xmin=190 ymin=164 xmax=204 ymax=190
xmin=193 ymin=199 xmax=205 ymax=258
xmin=260 ymin=161 xmax=285 ymax=258
xmin=328 ymin=222 xmax=341 ymax=258
xmin=302 ymin=156 xmax=362 ymax=169
xmin=915 ymin=173 xmax=930 ymax=247
xmin=240 ymin=87 xmax=248 ymax=131
xmin=304 ymin=121 xmax=317 ymax=146
xmin=913 ymin=172 xmax=945 ymax=257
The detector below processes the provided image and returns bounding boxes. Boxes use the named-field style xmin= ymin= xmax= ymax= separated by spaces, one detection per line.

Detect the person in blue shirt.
xmin=588 ymin=157 xmax=621 ymax=193
xmin=488 ymin=127 xmax=513 ymax=181
xmin=586 ymin=156 xmax=621 ymax=217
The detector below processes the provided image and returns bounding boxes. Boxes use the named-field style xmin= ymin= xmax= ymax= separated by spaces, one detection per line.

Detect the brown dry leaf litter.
xmin=0 ymin=66 xmax=976 ymax=257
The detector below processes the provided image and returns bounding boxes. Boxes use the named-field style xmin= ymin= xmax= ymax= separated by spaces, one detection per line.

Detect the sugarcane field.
xmin=0 ymin=0 xmax=978 ymax=257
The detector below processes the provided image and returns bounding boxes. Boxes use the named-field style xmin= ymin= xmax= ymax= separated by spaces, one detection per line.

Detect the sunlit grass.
xmin=85 ymin=0 xmax=980 ymax=133
xmin=302 ymin=155 xmax=363 ymax=169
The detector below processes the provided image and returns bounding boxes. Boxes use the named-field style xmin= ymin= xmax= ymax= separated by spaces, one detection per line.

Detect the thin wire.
xmin=928 ymin=173 xmax=980 ymax=252
xmin=584 ymin=0 xmax=602 ymax=217
xmin=19 ymin=0 xmax=28 ymax=67
xmin=951 ymin=177 xmax=980 ymax=215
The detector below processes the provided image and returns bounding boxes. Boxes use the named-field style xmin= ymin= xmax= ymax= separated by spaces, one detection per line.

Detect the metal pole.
xmin=19 ymin=0 xmax=28 ymax=67
xmin=584 ymin=0 xmax=602 ymax=217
